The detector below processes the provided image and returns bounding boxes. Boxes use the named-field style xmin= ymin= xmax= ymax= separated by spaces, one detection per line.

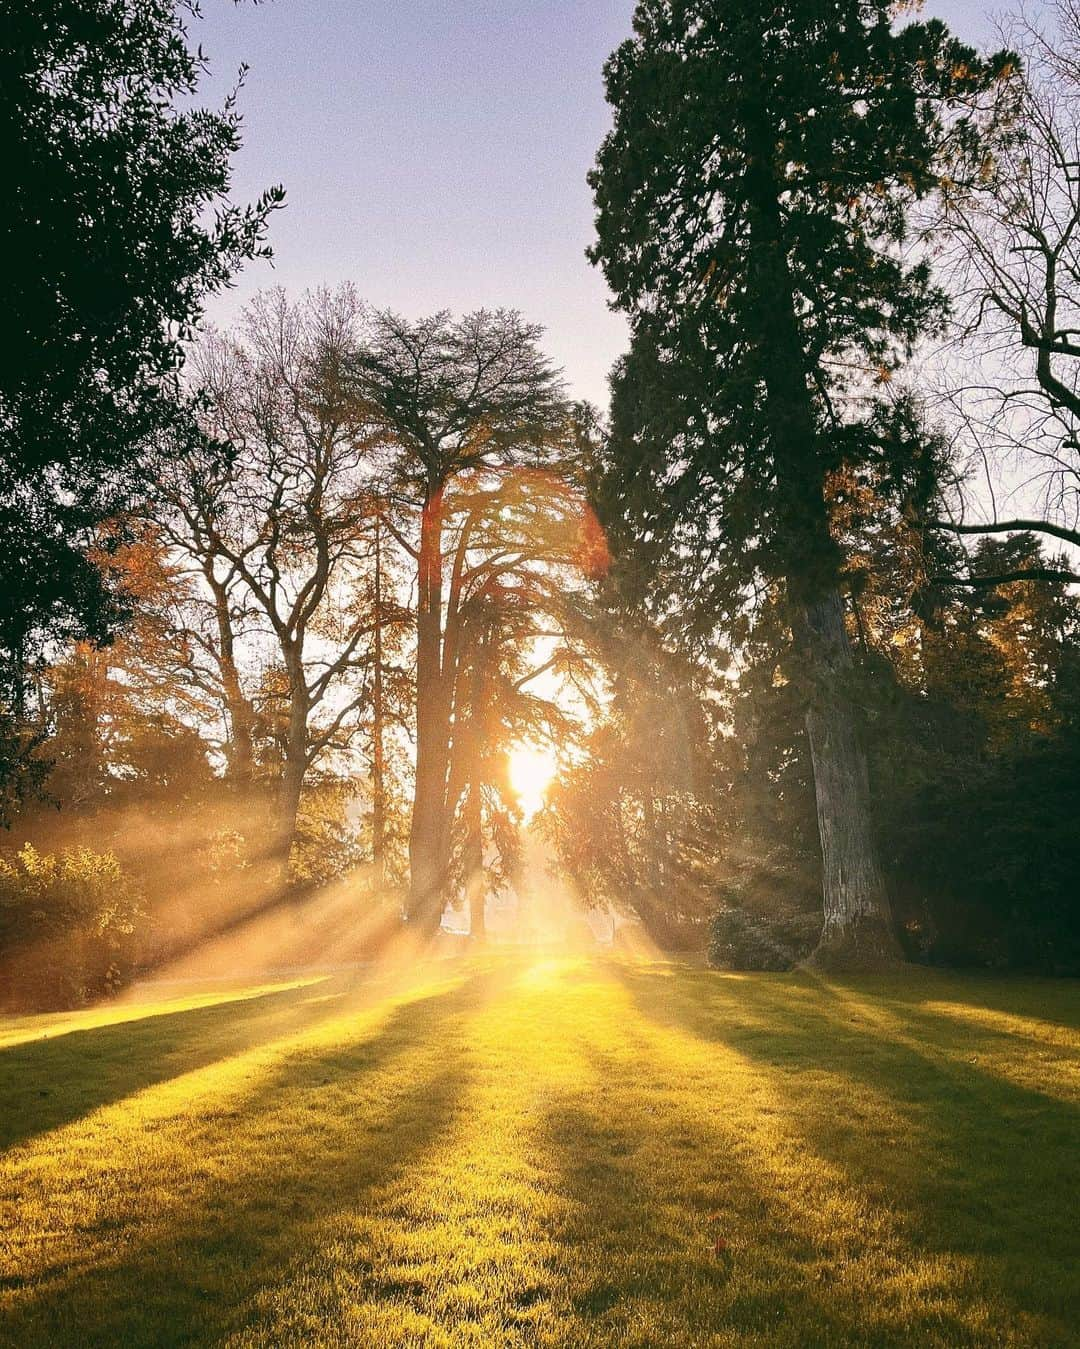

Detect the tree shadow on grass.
xmin=537 ymin=1094 xmax=733 ymax=1343
xmin=0 ymin=956 xmax=491 ymax=1154
xmin=874 ymin=971 xmax=1080 ymax=1034
xmin=535 ymin=1006 xmax=1069 ymax=1348
xmin=0 ymin=968 xmax=505 ymax=1348
xmin=609 ymin=962 xmax=1080 ymax=1342
xmin=0 ymin=978 xmax=363 ymax=1151
xmin=536 ymin=1059 xmax=928 ymax=1345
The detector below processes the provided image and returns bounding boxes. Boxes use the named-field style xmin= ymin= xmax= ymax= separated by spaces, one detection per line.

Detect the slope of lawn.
xmin=0 ymin=954 xmax=1077 ymax=1347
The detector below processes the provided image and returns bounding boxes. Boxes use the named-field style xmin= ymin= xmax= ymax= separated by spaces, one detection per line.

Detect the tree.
xmin=355 ymin=504 xmax=413 ymax=894
xmin=162 ymin=289 xmax=396 ymax=873
xmin=930 ymin=0 xmax=1080 ymax=575
xmin=447 ymin=529 xmax=592 ymax=939
xmin=349 ymin=310 xmax=579 ymax=931
xmin=589 ymin=0 xmax=1012 ymax=968
xmin=0 ymin=0 xmax=283 ymax=712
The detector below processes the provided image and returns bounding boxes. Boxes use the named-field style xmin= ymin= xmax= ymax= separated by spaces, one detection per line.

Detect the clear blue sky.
xmin=194 ymin=0 xmax=1008 ymax=408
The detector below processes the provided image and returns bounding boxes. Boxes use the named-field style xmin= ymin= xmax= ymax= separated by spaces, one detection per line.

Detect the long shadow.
xmin=612 ymin=962 xmax=1080 ymax=1338
xmin=533 ymin=1029 xmax=997 ymax=1347
xmin=875 ymin=971 xmax=1080 ymax=1033
xmin=870 ymin=985 xmax=1080 ymax=1069
xmin=1 ymin=969 xmax=499 ymax=1348
xmin=0 ymin=976 xmax=363 ymax=1151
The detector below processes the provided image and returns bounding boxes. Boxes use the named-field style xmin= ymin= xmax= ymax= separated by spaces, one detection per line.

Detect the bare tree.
xmin=162 ymin=288 xmax=393 ymax=872
xmin=933 ymin=0 xmax=1080 ymax=576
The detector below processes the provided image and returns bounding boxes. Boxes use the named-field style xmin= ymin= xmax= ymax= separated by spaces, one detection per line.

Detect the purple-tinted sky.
xmin=194 ymin=0 xmax=1010 ymax=407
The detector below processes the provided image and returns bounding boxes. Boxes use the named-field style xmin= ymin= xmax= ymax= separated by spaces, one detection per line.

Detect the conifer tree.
xmin=589 ymin=0 xmax=1012 ymax=967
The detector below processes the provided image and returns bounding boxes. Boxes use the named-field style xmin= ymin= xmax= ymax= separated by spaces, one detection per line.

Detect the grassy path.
xmin=0 ymin=955 xmax=1077 ymax=1346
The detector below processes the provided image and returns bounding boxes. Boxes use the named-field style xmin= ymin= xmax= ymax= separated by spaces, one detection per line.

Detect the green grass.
xmin=0 ymin=954 xmax=1078 ymax=1346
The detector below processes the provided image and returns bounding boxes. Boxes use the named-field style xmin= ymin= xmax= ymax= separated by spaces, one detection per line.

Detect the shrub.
xmin=708 ymin=902 xmax=820 ymax=972
xmin=0 ymin=845 xmax=145 ymax=1010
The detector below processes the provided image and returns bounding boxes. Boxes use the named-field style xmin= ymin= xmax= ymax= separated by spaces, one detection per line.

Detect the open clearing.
xmin=0 ymin=956 xmax=1077 ymax=1347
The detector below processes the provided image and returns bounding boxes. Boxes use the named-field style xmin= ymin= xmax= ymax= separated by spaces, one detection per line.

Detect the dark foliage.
xmin=708 ymin=905 xmax=820 ymax=973
xmin=0 ymin=0 xmax=283 ymax=764
xmin=589 ymin=0 xmax=1013 ymax=628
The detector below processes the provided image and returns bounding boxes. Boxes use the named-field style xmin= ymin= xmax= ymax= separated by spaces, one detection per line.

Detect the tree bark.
xmin=278 ymin=751 xmax=304 ymax=884
xmin=795 ymin=592 xmax=903 ymax=970
xmin=277 ymin=650 xmax=309 ymax=889
xmin=743 ymin=78 xmax=902 ymax=970
xmin=407 ymin=485 xmax=450 ymax=931
xmin=371 ymin=513 xmax=386 ymax=890
xmin=208 ymin=572 xmax=255 ymax=784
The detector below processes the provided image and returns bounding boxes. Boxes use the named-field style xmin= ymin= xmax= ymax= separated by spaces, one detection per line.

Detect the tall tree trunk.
xmin=462 ymin=624 xmax=491 ymax=942
xmin=371 ymin=513 xmax=386 ymax=890
xmin=278 ymin=750 xmax=304 ymax=885
xmin=408 ymin=485 xmax=450 ymax=931
xmin=744 ymin=82 xmax=902 ymax=970
xmin=464 ymin=777 xmax=485 ymax=941
xmin=208 ymin=573 xmax=255 ymax=784
xmin=795 ymin=592 xmax=900 ymax=969
xmin=277 ymin=654 xmax=309 ymax=890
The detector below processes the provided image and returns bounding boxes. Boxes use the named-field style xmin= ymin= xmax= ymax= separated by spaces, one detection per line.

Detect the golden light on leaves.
xmin=574 ymin=502 xmax=611 ymax=580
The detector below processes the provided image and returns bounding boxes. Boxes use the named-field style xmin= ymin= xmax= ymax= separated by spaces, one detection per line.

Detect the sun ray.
xmin=508 ymin=744 xmax=558 ymax=820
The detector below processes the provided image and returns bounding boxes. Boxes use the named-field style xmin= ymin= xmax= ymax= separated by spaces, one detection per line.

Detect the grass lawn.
xmin=0 ymin=954 xmax=1077 ymax=1347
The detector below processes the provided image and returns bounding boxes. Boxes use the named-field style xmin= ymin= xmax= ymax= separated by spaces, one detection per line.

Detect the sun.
xmin=508 ymin=743 xmax=558 ymax=819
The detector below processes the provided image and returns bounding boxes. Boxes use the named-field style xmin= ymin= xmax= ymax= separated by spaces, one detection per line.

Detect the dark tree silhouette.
xmin=588 ymin=0 xmax=1013 ymax=968
xmin=0 ymin=0 xmax=283 ymax=807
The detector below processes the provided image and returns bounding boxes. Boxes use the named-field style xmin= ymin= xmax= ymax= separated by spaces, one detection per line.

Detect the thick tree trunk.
xmin=739 ymin=80 xmax=902 ymax=971
xmin=408 ymin=487 xmax=450 ymax=931
xmin=795 ymin=592 xmax=903 ymax=971
xmin=278 ymin=751 xmax=304 ymax=884
xmin=224 ymin=677 xmax=256 ymax=785
xmin=208 ymin=572 xmax=255 ymax=784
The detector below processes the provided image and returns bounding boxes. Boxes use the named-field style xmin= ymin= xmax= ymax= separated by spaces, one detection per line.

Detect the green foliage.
xmin=0 ymin=716 xmax=50 ymax=829
xmin=708 ymin=904 xmax=820 ymax=972
xmin=589 ymin=0 xmax=1013 ymax=628
xmin=0 ymin=844 xmax=145 ymax=1010
xmin=289 ymin=781 xmax=367 ymax=892
xmin=0 ymin=0 xmax=283 ymax=785
xmin=884 ymin=721 xmax=1080 ymax=975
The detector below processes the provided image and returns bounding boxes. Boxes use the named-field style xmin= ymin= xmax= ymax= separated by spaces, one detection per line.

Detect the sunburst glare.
xmin=508 ymin=744 xmax=558 ymax=820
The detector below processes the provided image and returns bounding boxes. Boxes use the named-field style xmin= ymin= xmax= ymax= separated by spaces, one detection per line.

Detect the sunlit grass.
xmin=1 ymin=956 xmax=1077 ymax=1346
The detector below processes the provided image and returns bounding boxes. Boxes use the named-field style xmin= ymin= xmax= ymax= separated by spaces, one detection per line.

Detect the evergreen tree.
xmin=348 ymin=310 xmax=577 ymax=931
xmin=588 ymin=0 xmax=1012 ymax=968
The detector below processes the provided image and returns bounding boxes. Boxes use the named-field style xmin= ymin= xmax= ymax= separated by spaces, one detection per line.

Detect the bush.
xmin=289 ymin=782 xmax=366 ymax=891
xmin=0 ymin=845 xmax=145 ymax=1010
xmin=708 ymin=902 xmax=820 ymax=972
